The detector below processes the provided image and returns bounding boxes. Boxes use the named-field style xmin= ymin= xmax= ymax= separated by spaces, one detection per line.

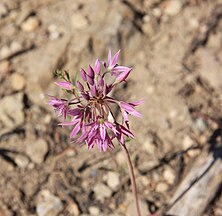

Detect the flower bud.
xmin=94 ymin=59 xmax=101 ymax=75
xmin=88 ymin=65 xmax=94 ymax=78
xmin=87 ymin=74 xmax=94 ymax=85
xmin=80 ymin=68 xmax=87 ymax=81
xmin=76 ymin=81 xmax=84 ymax=92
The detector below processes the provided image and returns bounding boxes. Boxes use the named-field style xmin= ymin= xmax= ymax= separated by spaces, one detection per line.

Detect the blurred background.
xmin=0 ymin=0 xmax=222 ymax=215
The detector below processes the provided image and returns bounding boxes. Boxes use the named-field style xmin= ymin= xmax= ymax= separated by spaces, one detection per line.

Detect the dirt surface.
xmin=1 ymin=0 xmax=222 ymax=215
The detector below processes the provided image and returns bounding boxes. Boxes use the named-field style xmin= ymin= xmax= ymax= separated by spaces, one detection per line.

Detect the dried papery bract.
xmin=48 ymin=50 xmax=143 ymax=216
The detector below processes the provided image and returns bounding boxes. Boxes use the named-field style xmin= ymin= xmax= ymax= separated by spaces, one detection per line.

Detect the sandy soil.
xmin=0 ymin=0 xmax=222 ymax=215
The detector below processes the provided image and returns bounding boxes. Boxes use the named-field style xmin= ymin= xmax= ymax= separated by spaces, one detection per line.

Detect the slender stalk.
xmin=122 ymin=144 xmax=141 ymax=216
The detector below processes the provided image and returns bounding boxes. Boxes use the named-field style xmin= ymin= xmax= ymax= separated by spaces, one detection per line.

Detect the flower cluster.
xmin=48 ymin=50 xmax=143 ymax=152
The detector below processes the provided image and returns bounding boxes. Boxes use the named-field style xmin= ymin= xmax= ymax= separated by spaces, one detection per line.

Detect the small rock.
xmin=93 ymin=183 xmax=112 ymax=201
xmin=49 ymin=31 xmax=61 ymax=40
xmin=26 ymin=139 xmax=48 ymax=164
xmin=11 ymin=73 xmax=26 ymax=91
xmin=0 ymin=45 xmax=10 ymax=59
xmin=164 ymin=0 xmax=182 ymax=16
xmin=88 ymin=206 xmax=100 ymax=215
xmin=142 ymin=138 xmax=156 ymax=155
xmin=48 ymin=24 xmax=61 ymax=40
xmin=194 ymin=118 xmax=207 ymax=133
xmin=126 ymin=196 xmax=150 ymax=216
xmin=189 ymin=18 xmax=199 ymax=29
xmin=10 ymin=41 xmax=22 ymax=53
xmin=0 ymin=3 xmax=8 ymax=19
xmin=153 ymin=7 xmax=162 ymax=18
xmin=21 ymin=16 xmax=40 ymax=32
xmin=37 ymin=191 xmax=63 ymax=216
xmin=169 ymin=110 xmax=177 ymax=119
xmin=163 ymin=167 xmax=175 ymax=184
xmin=0 ymin=60 xmax=10 ymax=75
xmin=187 ymin=148 xmax=200 ymax=157
xmin=15 ymin=155 xmax=29 ymax=168
xmin=182 ymin=135 xmax=194 ymax=149
xmin=116 ymin=151 xmax=125 ymax=166
xmin=71 ymin=13 xmax=88 ymax=30
xmin=106 ymin=172 xmax=120 ymax=190
xmin=155 ymin=182 xmax=169 ymax=193
xmin=0 ymin=93 xmax=24 ymax=132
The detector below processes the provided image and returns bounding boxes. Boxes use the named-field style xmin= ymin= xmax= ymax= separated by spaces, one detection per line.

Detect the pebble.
xmin=182 ymin=135 xmax=194 ymax=149
xmin=142 ymin=138 xmax=156 ymax=155
xmin=0 ymin=45 xmax=11 ymax=59
xmin=155 ymin=182 xmax=169 ymax=193
xmin=0 ymin=60 xmax=10 ymax=75
xmin=187 ymin=148 xmax=200 ymax=157
xmin=116 ymin=151 xmax=125 ymax=166
xmin=10 ymin=41 xmax=22 ymax=53
xmin=0 ymin=42 xmax=23 ymax=60
xmin=164 ymin=0 xmax=182 ymax=16
xmin=71 ymin=13 xmax=89 ymax=30
xmin=93 ymin=183 xmax=112 ymax=201
xmin=194 ymin=118 xmax=207 ymax=133
xmin=26 ymin=139 xmax=48 ymax=164
xmin=105 ymin=172 xmax=120 ymax=190
xmin=15 ymin=155 xmax=29 ymax=168
xmin=21 ymin=17 xmax=40 ymax=32
xmin=163 ymin=167 xmax=175 ymax=184
xmin=11 ymin=73 xmax=26 ymax=91
xmin=126 ymin=197 xmax=150 ymax=216
xmin=88 ymin=206 xmax=100 ymax=215
xmin=37 ymin=191 xmax=63 ymax=216
xmin=0 ymin=93 xmax=24 ymax=130
xmin=189 ymin=18 xmax=199 ymax=29
xmin=0 ymin=3 xmax=8 ymax=19
xmin=153 ymin=7 xmax=162 ymax=18
xmin=48 ymin=24 xmax=61 ymax=40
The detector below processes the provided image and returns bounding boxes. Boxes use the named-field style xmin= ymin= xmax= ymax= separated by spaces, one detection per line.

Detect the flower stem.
xmin=122 ymin=144 xmax=141 ymax=216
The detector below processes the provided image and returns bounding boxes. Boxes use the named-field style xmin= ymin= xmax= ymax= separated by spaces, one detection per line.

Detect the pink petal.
xmin=55 ymin=81 xmax=72 ymax=90
xmin=122 ymin=110 xmax=128 ymax=122
xmin=116 ymin=69 xmax=131 ymax=82
xmin=87 ymin=75 xmax=94 ymax=85
xmin=120 ymin=125 xmax=134 ymax=138
xmin=88 ymin=65 xmax=94 ymax=78
xmin=80 ymin=68 xmax=87 ymax=81
xmin=100 ymin=125 xmax=106 ymax=140
xmin=108 ymin=50 xmax=112 ymax=66
xmin=59 ymin=118 xmax=79 ymax=126
xmin=111 ymin=66 xmax=131 ymax=75
xmin=120 ymin=102 xmax=135 ymax=112
xmin=94 ymin=59 xmax=101 ymax=75
xmin=129 ymin=100 xmax=144 ymax=106
xmin=70 ymin=122 xmax=81 ymax=138
xmin=110 ymin=50 xmax=120 ymax=68
xmin=76 ymin=81 xmax=84 ymax=92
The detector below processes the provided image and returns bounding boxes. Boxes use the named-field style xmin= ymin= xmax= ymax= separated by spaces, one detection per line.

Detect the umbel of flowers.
xmin=48 ymin=50 xmax=143 ymax=152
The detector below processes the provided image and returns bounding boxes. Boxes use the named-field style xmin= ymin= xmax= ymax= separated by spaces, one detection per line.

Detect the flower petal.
xmin=100 ymin=125 xmax=106 ymax=140
xmin=70 ymin=122 xmax=81 ymax=138
xmin=94 ymin=59 xmax=101 ymax=75
xmin=110 ymin=50 xmax=120 ymax=68
xmin=55 ymin=81 xmax=72 ymax=90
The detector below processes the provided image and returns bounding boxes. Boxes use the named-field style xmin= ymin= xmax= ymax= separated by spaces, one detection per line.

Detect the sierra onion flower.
xmin=48 ymin=50 xmax=142 ymax=151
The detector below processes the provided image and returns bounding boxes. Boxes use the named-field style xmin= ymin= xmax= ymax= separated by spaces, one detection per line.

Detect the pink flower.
xmin=104 ymin=50 xmax=132 ymax=83
xmin=48 ymin=50 xmax=143 ymax=151
xmin=48 ymin=96 xmax=69 ymax=119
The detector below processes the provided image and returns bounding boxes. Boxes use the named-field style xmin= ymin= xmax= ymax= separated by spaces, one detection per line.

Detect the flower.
xmin=104 ymin=50 xmax=132 ymax=83
xmin=48 ymin=50 xmax=143 ymax=151
xmin=48 ymin=96 xmax=69 ymax=119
